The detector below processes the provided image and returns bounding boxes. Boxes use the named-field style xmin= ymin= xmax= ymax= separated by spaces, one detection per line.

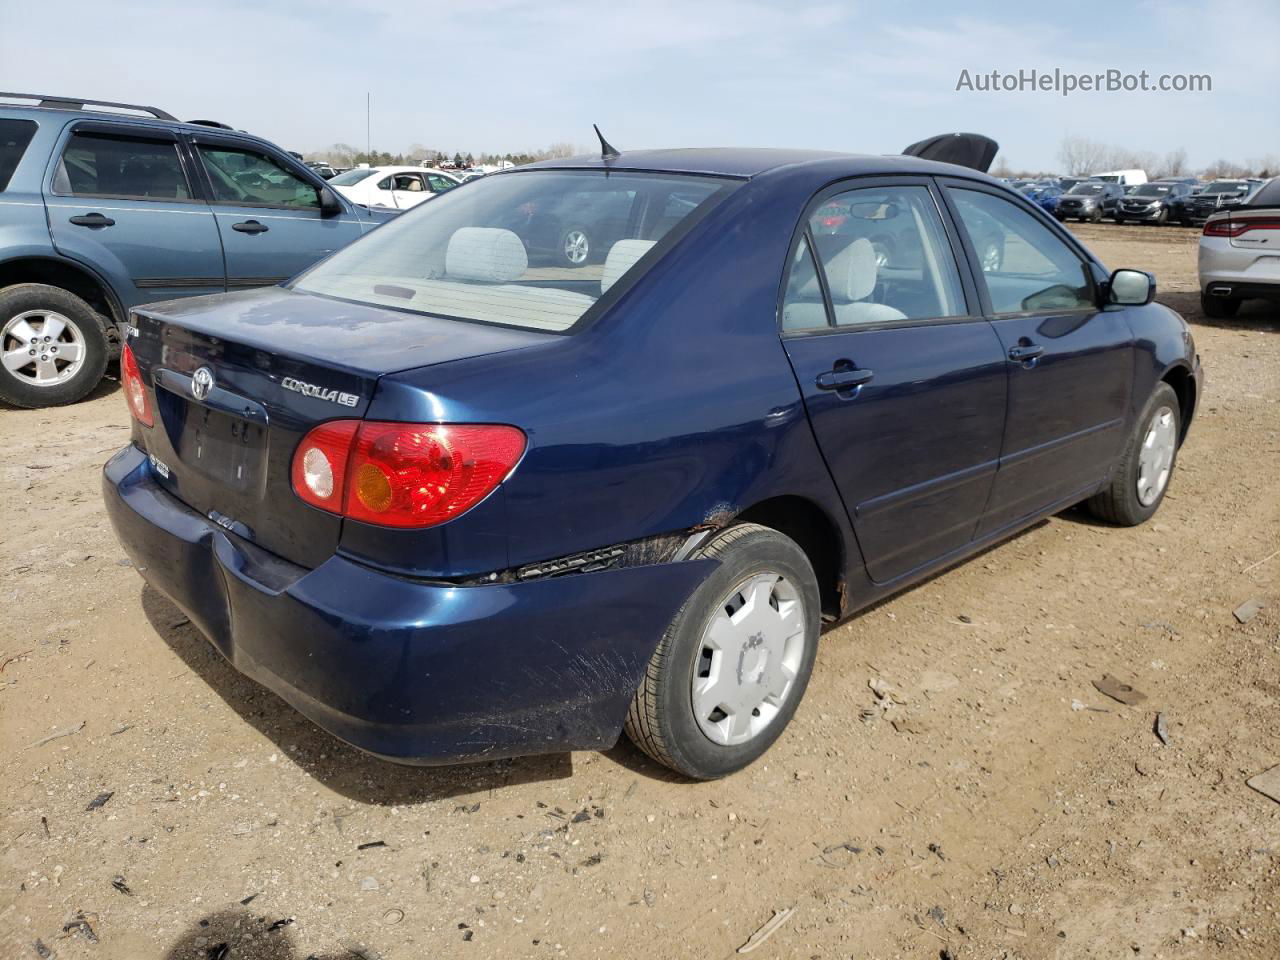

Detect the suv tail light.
xmin=291 ymin=421 xmax=526 ymax=529
xmin=120 ymin=345 xmax=153 ymax=427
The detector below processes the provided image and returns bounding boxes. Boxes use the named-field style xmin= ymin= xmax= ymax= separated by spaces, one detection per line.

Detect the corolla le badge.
xmin=191 ymin=366 xmax=215 ymax=401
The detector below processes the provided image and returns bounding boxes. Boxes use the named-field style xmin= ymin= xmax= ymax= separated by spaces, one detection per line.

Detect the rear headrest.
xmin=823 ymin=237 xmax=878 ymax=302
xmin=601 ymin=239 xmax=656 ymax=294
xmin=446 ymin=227 xmax=528 ymax=282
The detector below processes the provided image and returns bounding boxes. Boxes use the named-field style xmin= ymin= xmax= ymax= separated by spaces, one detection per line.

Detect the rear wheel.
xmin=1200 ymin=292 xmax=1240 ymax=319
xmin=624 ymin=523 xmax=820 ymax=779
xmin=1086 ymin=382 xmax=1181 ymax=526
xmin=0 ymin=284 xmax=109 ymax=408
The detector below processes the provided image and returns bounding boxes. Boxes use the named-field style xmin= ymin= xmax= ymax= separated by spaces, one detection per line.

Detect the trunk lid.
xmin=129 ymin=287 xmax=551 ymax=569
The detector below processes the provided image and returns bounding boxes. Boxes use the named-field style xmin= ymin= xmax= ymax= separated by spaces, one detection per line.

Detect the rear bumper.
xmin=103 ymin=445 xmax=713 ymax=764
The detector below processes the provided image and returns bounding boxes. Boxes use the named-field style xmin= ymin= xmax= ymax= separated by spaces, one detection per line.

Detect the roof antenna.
xmin=593 ymin=124 xmax=620 ymax=160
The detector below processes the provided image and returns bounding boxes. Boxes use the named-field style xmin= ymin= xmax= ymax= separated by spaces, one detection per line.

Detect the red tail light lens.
xmin=120 ymin=345 xmax=153 ymax=427
xmin=291 ymin=421 xmax=525 ymax=529
xmin=1204 ymin=217 xmax=1280 ymax=237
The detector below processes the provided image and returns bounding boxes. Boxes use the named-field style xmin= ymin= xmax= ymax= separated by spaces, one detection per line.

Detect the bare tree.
xmin=1158 ymin=147 xmax=1189 ymax=179
xmin=1058 ymin=136 xmax=1108 ymax=176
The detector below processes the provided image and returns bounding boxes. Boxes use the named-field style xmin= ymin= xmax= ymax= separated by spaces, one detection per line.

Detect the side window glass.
xmin=198 ymin=145 xmax=319 ymax=208
xmin=427 ymin=174 xmax=455 ymax=193
xmin=0 ymin=119 xmax=38 ymax=192
xmin=806 ymin=185 xmax=965 ymax=325
xmin=950 ymin=189 xmax=1093 ymax=313
xmin=56 ymin=132 xmax=191 ymax=200
xmin=780 ymin=236 xmax=828 ymax=331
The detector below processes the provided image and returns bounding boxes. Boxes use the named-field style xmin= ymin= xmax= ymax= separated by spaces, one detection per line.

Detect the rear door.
xmin=189 ymin=136 xmax=364 ymax=288
xmin=781 ymin=178 xmax=1007 ymax=584
xmin=45 ymin=122 xmax=225 ymax=298
xmin=940 ymin=181 xmax=1133 ymax=535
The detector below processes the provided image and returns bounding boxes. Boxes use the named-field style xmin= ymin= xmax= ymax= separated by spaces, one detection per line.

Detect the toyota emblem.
xmin=191 ymin=366 xmax=215 ymax=401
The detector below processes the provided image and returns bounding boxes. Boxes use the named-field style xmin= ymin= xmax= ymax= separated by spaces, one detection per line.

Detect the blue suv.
xmin=0 ymin=93 xmax=391 ymax=408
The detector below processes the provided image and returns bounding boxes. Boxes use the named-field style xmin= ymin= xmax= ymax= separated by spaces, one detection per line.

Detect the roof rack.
xmin=0 ymin=92 xmax=178 ymax=121
xmin=186 ymin=119 xmax=234 ymax=130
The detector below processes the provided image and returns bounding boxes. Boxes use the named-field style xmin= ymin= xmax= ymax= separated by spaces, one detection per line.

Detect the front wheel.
xmin=0 ymin=283 xmax=110 ymax=408
xmin=1086 ymin=382 xmax=1181 ymax=526
xmin=1090 ymin=207 xmax=1103 ymax=223
xmin=624 ymin=523 xmax=820 ymax=779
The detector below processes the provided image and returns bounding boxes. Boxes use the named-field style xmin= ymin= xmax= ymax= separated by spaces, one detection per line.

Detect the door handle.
xmin=68 ymin=213 xmax=115 ymax=227
xmin=232 ymin=220 xmax=269 ymax=234
xmin=1007 ymin=344 xmax=1045 ymax=363
xmin=816 ymin=367 xmax=875 ymax=391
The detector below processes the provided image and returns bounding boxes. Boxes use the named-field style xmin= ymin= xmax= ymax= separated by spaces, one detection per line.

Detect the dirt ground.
xmin=2 ymin=223 xmax=1278 ymax=960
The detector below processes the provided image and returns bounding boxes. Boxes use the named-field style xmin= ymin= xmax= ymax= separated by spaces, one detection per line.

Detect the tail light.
xmin=120 ymin=345 xmax=153 ymax=427
xmin=1204 ymin=217 xmax=1280 ymax=238
xmin=291 ymin=421 xmax=526 ymax=529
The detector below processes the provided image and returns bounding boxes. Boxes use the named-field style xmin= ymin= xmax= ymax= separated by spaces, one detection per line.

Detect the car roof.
xmin=519 ymin=147 xmax=1003 ymax=186
xmin=0 ymin=100 xmax=285 ymax=153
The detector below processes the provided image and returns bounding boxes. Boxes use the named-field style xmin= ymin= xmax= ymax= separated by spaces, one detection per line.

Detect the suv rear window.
xmin=293 ymin=170 xmax=737 ymax=332
xmin=0 ymin=119 xmax=38 ymax=192
xmin=55 ymin=132 xmax=192 ymax=200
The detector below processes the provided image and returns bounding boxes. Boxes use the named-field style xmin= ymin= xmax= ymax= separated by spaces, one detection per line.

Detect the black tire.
xmin=1086 ymin=382 xmax=1181 ymax=526
xmin=0 ymin=283 xmax=110 ymax=409
xmin=1115 ymin=218 xmax=1127 ymax=226
xmin=1155 ymin=208 xmax=1169 ymax=226
xmin=1090 ymin=207 xmax=1103 ymax=223
xmin=624 ymin=523 xmax=821 ymax=780
xmin=1200 ymin=292 xmax=1240 ymax=319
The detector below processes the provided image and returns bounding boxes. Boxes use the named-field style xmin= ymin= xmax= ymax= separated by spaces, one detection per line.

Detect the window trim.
xmin=0 ymin=117 xmax=39 ymax=193
xmin=187 ymin=134 xmax=331 ymax=212
xmin=48 ymin=122 xmax=204 ymax=205
xmin=777 ymin=174 xmax=984 ymax=339
xmin=937 ymin=177 xmax=1103 ymax=320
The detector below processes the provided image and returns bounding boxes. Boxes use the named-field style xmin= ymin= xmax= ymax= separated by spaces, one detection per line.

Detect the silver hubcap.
xmin=691 ymin=572 xmax=806 ymax=747
xmin=1 ymin=310 xmax=87 ymax=387
xmin=563 ymin=230 xmax=589 ymax=264
xmin=1137 ymin=405 xmax=1176 ymax=506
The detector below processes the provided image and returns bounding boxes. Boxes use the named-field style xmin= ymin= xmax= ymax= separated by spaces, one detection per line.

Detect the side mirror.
xmin=319 ymin=186 xmax=344 ymax=218
xmin=1108 ymin=268 xmax=1155 ymax=306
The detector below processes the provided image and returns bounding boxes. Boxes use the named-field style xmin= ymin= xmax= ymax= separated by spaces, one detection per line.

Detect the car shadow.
xmin=140 ymin=584 xmax=575 ymax=805
xmin=0 ymin=371 xmax=120 ymax=411
xmin=162 ymin=908 xmax=379 ymax=960
xmin=1159 ymin=291 xmax=1279 ymax=332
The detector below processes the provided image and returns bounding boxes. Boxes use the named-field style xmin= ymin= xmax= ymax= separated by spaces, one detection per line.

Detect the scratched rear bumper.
xmin=103 ymin=444 xmax=714 ymax=764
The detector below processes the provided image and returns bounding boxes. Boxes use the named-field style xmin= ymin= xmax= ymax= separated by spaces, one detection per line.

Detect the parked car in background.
xmin=104 ymin=145 xmax=1200 ymax=779
xmin=1055 ymin=181 xmax=1124 ymax=221
xmin=1198 ymin=177 xmax=1280 ymax=318
xmin=1025 ymin=184 xmax=1064 ymax=215
xmin=1171 ymin=179 xmax=1262 ymax=226
xmin=1095 ymin=169 xmax=1148 ymax=187
xmin=307 ymin=161 xmax=339 ymax=179
xmin=0 ymin=92 xmax=391 ymax=408
xmin=329 ymin=166 xmax=461 ymax=210
xmin=1114 ymin=181 xmax=1195 ymax=225
xmin=1057 ymin=176 xmax=1095 ymax=191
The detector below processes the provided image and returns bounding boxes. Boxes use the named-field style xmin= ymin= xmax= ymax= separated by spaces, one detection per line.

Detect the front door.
xmin=941 ymin=182 xmax=1133 ymax=535
xmin=781 ymin=180 xmax=1007 ymax=584
xmin=192 ymin=139 xmax=363 ymax=288
xmin=45 ymin=125 xmax=225 ymax=299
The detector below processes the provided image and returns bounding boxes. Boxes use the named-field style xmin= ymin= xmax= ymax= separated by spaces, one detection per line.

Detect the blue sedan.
xmin=104 ymin=147 xmax=1202 ymax=779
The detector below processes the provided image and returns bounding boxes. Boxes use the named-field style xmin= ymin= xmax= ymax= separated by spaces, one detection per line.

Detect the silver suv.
xmin=1198 ymin=177 xmax=1280 ymax=319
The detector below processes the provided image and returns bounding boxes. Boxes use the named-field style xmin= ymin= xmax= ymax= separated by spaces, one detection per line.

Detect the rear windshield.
xmin=0 ymin=119 xmax=38 ymax=191
xmin=329 ymin=168 xmax=378 ymax=186
xmin=1249 ymin=179 xmax=1280 ymax=207
xmin=293 ymin=170 xmax=735 ymax=332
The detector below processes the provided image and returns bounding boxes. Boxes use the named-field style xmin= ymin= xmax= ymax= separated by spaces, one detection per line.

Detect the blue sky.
xmin=2 ymin=0 xmax=1275 ymax=170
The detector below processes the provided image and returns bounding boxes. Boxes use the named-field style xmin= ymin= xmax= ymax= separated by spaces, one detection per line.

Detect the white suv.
xmin=1198 ymin=178 xmax=1280 ymax=319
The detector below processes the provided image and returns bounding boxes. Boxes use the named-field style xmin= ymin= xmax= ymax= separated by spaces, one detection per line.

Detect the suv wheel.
xmin=560 ymin=228 xmax=591 ymax=266
xmin=0 ymin=284 xmax=110 ymax=408
xmin=1200 ymin=292 xmax=1240 ymax=319
xmin=624 ymin=523 xmax=821 ymax=779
